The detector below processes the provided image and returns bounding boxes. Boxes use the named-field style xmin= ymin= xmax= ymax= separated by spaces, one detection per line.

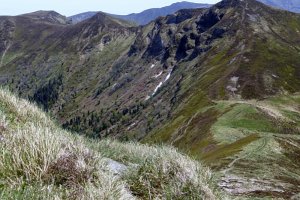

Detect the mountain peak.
xmin=84 ymin=11 xmax=135 ymax=28
xmin=216 ymin=0 xmax=274 ymax=9
xmin=21 ymin=10 xmax=68 ymax=24
xmin=216 ymin=0 xmax=256 ymax=7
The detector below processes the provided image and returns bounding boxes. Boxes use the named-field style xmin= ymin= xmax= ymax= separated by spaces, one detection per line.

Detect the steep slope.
xmin=0 ymin=88 xmax=225 ymax=199
xmin=142 ymin=0 xmax=300 ymax=197
xmin=68 ymin=1 xmax=211 ymax=25
xmin=0 ymin=0 xmax=300 ymax=198
xmin=258 ymin=0 xmax=300 ymax=13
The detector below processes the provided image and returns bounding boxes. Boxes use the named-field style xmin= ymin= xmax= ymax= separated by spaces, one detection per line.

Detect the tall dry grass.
xmin=0 ymin=89 xmax=227 ymax=199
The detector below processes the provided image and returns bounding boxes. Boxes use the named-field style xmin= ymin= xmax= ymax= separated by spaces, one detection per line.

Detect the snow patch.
xmin=164 ymin=71 xmax=171 ymax=82
xmin=151 ymin=70 xmax=172 ymax=96
xmin=152 ymin=71 xmax=163 ymax=78
xmin=152 ymin=82 xmax=163 ymax=96
xmin=150 ymin=64 xmax=155 ymax=68
xmin=112 ymin=83 xmax=117 ymax=88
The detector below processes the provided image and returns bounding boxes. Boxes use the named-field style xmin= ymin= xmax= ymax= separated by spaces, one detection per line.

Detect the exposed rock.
xmin=0 ymin=134 xmax=4 ymax=142
xmin=196 ymin=9 xmax=224 ymax=32
xmin=145 ymin=33 xmax=165 ymax=58
xmin=105 ymin=159 xmax=128 ymax=175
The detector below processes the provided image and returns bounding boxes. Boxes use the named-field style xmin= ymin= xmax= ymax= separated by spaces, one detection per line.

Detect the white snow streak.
xmin=164 ymin=71 xmax=171 ymax=82
xmin=152 ymin=71 xmax=163 ymax=78
xmin=151 ymin=70 xmax=172 ymax=96
xmin=152 ymin=82 xmax=163 ymax=96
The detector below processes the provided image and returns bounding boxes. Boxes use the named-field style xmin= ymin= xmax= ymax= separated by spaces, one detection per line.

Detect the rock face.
xmin=0 ymin=0 xmax=300 ymax=198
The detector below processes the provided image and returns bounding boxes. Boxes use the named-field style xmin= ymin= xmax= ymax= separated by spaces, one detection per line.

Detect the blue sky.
xmin=0 ymin=0 xmax=220 ymax=16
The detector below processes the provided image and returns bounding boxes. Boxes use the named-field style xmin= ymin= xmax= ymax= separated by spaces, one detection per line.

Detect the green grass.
xmin=213 ymin=104 xmax=276 ymax=135
xmin=143 ymin=91 xmax=300 ymax=198
xmin=201 ymin=134 xmax=260 ymax=164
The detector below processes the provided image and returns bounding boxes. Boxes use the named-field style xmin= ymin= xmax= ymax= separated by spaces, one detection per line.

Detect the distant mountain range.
xmin=69 ymin=0 xmax=300 ymax=26
xmin=258 ymin=0 xmax=300 ymax=13
xmin=68 ymin=1 xmax=211 ymax=25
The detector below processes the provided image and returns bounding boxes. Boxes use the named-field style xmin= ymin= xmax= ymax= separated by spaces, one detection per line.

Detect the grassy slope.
xmin=0 ymin=88 xmax=227 ymax=199
xmin=146 ymin=92 xmax=300 ymax=198
xmin=143 ymin=4 xmax=300 ymax=197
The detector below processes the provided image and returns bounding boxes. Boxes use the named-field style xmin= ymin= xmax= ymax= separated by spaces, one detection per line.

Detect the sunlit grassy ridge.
xmin=0 ymin=89 xmax=227 ymax=199
xmin=146 ymin=91 xmax=300 ymax=198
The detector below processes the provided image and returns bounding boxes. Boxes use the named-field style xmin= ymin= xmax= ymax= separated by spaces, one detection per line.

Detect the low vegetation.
xmin=0 ymin=88 xmax=227 ymax=199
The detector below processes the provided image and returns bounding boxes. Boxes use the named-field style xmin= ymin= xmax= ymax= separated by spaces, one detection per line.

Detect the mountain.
xmin=112 ymin=1 xmax=211 ymax=25
xmin=20 ymin=11 xmax=69 ymax=25
xmin=68 ymin=11 xmax=97 ymax=24
xmin=68 ymin=1 xmax=211 ymax=25
xmin=258 ymin=0 xmax=300 ymax=13
xmin=0 ymin=0 xmax=300 ymax=198
xmin=0 ymin=88 xmax=225 ymax=199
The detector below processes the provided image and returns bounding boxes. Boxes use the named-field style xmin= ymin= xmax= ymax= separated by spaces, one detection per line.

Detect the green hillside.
xmin=146 ymin=94 xmax=300 ymax=198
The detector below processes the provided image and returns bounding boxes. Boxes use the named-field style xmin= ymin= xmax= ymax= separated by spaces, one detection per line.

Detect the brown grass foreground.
xmin=0 ymin=89 xmax=228 ymax=199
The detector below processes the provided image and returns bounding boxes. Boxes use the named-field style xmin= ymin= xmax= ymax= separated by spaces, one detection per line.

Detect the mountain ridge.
xmin=68 ymin=1 xmax=211 ymax=25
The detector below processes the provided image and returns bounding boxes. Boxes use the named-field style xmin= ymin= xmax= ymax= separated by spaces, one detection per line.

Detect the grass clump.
xmin=125 ymin=155 xmax=214 ymax=199
xmin=0 ymin=89 xmax=132 ymax=199
xmin=0 ymin=88 xmax=226 ymax=199
xmin=92 ymin=140 xmax=221 ymax=199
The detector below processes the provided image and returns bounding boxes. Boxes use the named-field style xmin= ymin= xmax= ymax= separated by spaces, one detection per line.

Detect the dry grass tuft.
xmin=0 ymin=88 xmax=228 ymax=199
xmin=44 ymin=151 xmax=93 ymax=187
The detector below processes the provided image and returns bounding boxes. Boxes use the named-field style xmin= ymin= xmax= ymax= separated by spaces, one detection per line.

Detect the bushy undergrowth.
xmin=0 ymin=89 xmax=226 ymax=199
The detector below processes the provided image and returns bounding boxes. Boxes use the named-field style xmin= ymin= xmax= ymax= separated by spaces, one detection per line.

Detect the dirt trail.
xmin=221 ymin=137 xmax=267 ymax=176
xmin=219 ymin=137 xmax=280 ymax=195
xmin=171 ymin=110 xmax=202 ymax=143
xmin=221 ymin=99 xmax=290 ymax=121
